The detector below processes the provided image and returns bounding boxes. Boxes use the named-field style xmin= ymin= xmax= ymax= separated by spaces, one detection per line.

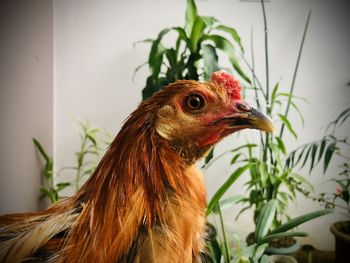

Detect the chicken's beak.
xmin=224 ymin=106 xmax=274 ymax=133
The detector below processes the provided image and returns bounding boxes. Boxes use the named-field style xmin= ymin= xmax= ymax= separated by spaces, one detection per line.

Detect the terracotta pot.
xmin=330 ymin=221 xmax=350 ymax=263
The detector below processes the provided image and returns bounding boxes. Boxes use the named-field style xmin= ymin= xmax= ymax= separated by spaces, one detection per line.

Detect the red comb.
xmin=211 ymin=71 xmax=242 ymax=100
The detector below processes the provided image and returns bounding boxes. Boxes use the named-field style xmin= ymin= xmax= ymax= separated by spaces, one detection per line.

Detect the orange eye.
xmin=183 ymin=94 xmax=205 ymax=113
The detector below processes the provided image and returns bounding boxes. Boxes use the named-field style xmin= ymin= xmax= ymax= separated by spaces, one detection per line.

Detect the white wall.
xmin=0 ymin=0 xmax=53 ymax=213
xmin=54 ymin=0 xmax=350 ymax=250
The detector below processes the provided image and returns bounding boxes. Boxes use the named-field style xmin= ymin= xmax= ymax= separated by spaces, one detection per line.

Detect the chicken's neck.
xmin=75 ymin=110 xmax=195 ymax=227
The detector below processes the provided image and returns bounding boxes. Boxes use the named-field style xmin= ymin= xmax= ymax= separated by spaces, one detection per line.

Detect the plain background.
xmin=1 ymin=0 xmax=349 ymax=250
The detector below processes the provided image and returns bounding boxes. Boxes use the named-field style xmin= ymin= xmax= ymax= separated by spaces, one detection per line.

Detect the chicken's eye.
xmin=183 ymin=94 xmax=205 ymax=113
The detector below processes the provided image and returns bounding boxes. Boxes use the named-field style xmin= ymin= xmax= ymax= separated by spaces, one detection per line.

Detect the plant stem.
xmin=218 ymin=204 xmax=230 ymax=262
xmin=280 ymin=10 xmax=311 ymax=138
xmin=240 ymin=55 xmax=266 ymax=99
xmin=250 ymin=26 xmax=265 ymax=158
xmin=76 ymin=135 xmax=87 ymax=192
xmin=261 ymin=0 xmax=270 ymax=110
xmin=250 ymin=27 xmax=261 ymax=111
xmin=261 ymin=0 xmax=270 ymax=164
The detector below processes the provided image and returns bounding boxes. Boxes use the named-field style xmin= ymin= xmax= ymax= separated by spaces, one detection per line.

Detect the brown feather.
xmin=0 ymin=79 xmax=241 ymax=262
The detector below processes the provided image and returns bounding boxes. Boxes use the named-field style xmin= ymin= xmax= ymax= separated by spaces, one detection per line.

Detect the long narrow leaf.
xmin=255 ymin=200 xmax=278 ymax=242
xmin=215 ymin=25 xmax=244 ymax=52
xmin=268 ymin=209 xmax=333 ymax=235
xmin=202 ymin=44 xmax=219 ymax=80
xmin=33 ymin=138 xmax=50 ymax=162
xmin=185 ymin=0 xmax=198 ymax=35
xmin=259 ymin=231 xmax=307 ymax=244
xmin=206 ymin=164 xmax=251 ymax=215
xmin=201 ymin=34 xmax=251 ymax=83
xmin=190 ymin=16 xmax=206 ymax=52
xmin=278 ymin=114 xmax=298 ymax=139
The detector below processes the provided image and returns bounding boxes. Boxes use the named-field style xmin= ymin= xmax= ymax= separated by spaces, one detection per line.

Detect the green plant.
xmin=136 ymin=0 xmax=331 ymax=262
xmin=34 ymin=120 xmax=110 ymax=203
xmin=136 ymin=0 xmax=250 ymax=101
xmin=288 ymin=106 xmax=350 ymax=218
xmin=33 ymin=139 xmax=70 ymax=203
xmin=64 ymin=120 xmax=111 ymax=191
xmin=203 ymin=2 xmax=314 ymax=228
xmin=206 ymin=200 xmax=332 ymax=263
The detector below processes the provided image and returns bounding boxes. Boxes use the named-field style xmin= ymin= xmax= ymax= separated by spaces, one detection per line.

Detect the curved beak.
xmin=219 ymin=106 xmax=274 ymax=133
xmin=231 ymin=107 xmax=274 ymax=132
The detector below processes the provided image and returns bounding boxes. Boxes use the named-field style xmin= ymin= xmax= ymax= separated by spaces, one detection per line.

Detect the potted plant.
xmin=136 ymin=0 xmax=335 ymax=261
xmin=205 ymin=199 xmax=332 ymax=263
xmin=289 ymin=105 xmax=350 ymax=262
xmin=330 ymin=165 xmax=350 ymax=262
xmin=135 ymin=0 xmax=249 ymax=102
xmin=201 ymin=0 xmax=316 ymax=255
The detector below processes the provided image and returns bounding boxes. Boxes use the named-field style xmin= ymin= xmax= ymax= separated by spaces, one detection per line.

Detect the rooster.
xmin=0 ymin=72 xmax=273 ymax=263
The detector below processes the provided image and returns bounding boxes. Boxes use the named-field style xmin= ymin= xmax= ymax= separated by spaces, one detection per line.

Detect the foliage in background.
xmin=33 ymin=139 xmax=68 ymax=203
xmin=34 ymin=120 xmax=110 ymax=203
xmin=208 ymin=5 xmax=314 ymax=228
xmin=292 ymin=105 xmax=350 ymax=218
xmin=136 ymin=0 xmax=250 ymax=101
xmin=204 ymin=200 xmax=332 ymax=263
xmin=137 ymin=0 xmax=335 ymax=262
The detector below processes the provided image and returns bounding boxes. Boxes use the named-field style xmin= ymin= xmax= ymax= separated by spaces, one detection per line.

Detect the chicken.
xmin=0 ymin=71 xmax=273 ymax=263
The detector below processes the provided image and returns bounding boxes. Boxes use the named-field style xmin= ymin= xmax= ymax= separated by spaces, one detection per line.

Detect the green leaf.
xmin=309 ymin=143 xmax=318 ymax=173
xmin=290 ymin=101 xmax=305 ymax=127
xmin=240 ymin=244 xmax=257 ymax=259
xmin=252 ymin=243 xmax=268 ymax=261
xmin=275 ymin=136 xmax=286 ymax=155
xmin=276 ymin=92 xmax=308 ymax=102
xmin=190 ymin=16 xmax=206 ymax=52
xmin=324 ymin=141 xmax=336 ymax=173
xmin=201 ymin=34 xmax=251 ymax=83
xmin=260 ymin=255 xmax=270 ymax=263
xmin=292 ymin=173 xmax=314 ymax=191
xmin=202 ymin=44 xmax=219 ymax=80
xmin=278 ymin=114 xmax=298 ymax=139
xmin=230 ymin=153 xmax=241 ymax=165
xmin=212 ymin=195 xmax=245 ymax=213
xmin=318 ymin=139 xmax=327 ymax=163
xmin=204 ymin=148 xmax=214 ymax=165
xmin=39 ymin=187 xmax=50 ymax=197
xmin=258 ymin=162 xmax=268 ymax=187
xmin=255 ymin=199 xmax=278 ymax=242
xmin=148 ymin=28 xmax=170 ymax=77
xmin=44 ymin=160 xmax=53 ymax=180
xmin=208 ymin=238 xmax=222 ymax=263
xmin=172 ymin=27 xmax=190 ymax=47
xmin=269 ymin=209 xmax=333 ymax=235
xmin=259 ymin=231 xmax=307 ymax=244
xmin=206 ymin=164 xmax=251 ymax=215
xmin=231 ymin=143 xmax=257 ymax=153
xmin=33 ymin=138 xmax=50 ymax=162
xmin=215 ymin=25 xmax=244 ymax=53
xmin=185 ymin=0 xmax=198 ymax=35
xmin=55 ymin=182 xmax=70 ymax=192
xmin=201 ymin=16 xmax=217 ymax=29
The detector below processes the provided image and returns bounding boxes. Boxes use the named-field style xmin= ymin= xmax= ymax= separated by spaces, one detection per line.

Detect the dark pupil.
xmin=189 ymin=96 xmax=201 ymax=109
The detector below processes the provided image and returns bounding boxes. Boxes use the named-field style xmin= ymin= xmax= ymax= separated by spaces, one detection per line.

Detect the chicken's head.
xmin=151 ymin=71 xmax=273 ymax=162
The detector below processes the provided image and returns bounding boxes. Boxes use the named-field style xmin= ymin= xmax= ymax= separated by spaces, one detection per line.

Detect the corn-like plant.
xmin=136 ymin=0 xmax=250 ymax=101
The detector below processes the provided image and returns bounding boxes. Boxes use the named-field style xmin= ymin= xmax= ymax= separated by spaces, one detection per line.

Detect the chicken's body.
xmin=0 ymin=72 xmax=273 ymax=262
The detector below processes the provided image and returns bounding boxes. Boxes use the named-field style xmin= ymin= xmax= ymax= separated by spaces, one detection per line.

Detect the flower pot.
xmin=269 ymin=254 xmax=298 ymax=263
xmin=246 ymin=233 xmax=300 ymax=255
xmin=265 ymin=241 xmax=300 ymax=255
xmin=264 ymin=235 xmax=300 ymax=255
xmin=330 ymin=221 xmax=350 ymax=263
